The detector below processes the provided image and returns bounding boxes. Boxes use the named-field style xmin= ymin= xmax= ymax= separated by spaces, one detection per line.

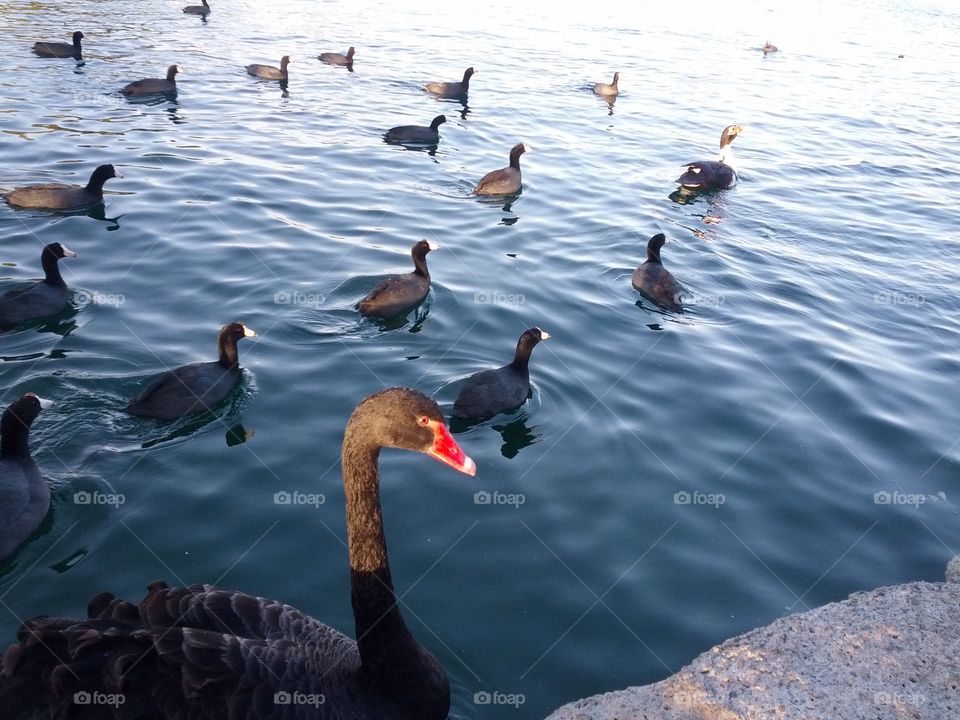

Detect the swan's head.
xmin=354 ymin=388 xmax=477 ymax=476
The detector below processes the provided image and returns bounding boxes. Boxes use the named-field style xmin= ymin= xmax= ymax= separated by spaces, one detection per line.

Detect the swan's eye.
xmin=417 ymin=415 xmax=430 ymax=427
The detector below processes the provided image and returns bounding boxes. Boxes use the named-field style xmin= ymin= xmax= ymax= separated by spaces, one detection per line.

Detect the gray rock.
xmin=546 ymin=556 xmax=960 ymax=720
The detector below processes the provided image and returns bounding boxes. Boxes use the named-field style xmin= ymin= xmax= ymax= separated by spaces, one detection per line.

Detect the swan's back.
xmin=0 ymin=581 xmax=378 ymax=719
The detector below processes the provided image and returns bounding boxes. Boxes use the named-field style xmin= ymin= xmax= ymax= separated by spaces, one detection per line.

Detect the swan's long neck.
xmin=342 ymin=436 xmax=421 ymax=679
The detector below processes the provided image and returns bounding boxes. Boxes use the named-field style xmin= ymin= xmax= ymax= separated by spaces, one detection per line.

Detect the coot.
xmin=0 ymin=394 xmax=46 ymax=564
xmin=319 ymin=47 xmax=355 ymax=66
xmin=385 ymin=115 xmax=446 ymax=145
xmin=474 ymin=143 xmax=527 ymax=196
xmin=183 ymin=0 xmax=211 ymax=14
xmin=452 ymin=327 xmax=550 ymax=420
xmin=0 ymin=243 xmax=76 ymax=331
xmin=425 ymin=67 xmax=475 ymax=98
xmin=632 ymin=233 xmax=683 ymax=311
xmin=121 ymin=65 xmax=181 ymax=96
xmin=4 ymin=164 xmax=122 ymax=210
xmin=127 ymin=321 xmax=256 ymax=420
xmin=593 ymin=71 xmax=620 ymax=97
xmin=32 ymin=31 xmax=83 ymax=59
xmin=358 ymin=240 xmax=436 ymax=318
xmin=246 ymin=56 xmax=291 ymax=80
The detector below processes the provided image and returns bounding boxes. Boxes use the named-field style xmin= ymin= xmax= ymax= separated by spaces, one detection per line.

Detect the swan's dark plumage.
xmin=474 ymin=143 xmax=527 ymax=196
xmin=319 ymin=47 xmax=355 ymax=66
xmin=4 ymin=164 xmax=122 ymax=210
xmin=121 ymin=65 xmax=181 ymax=96
xmin=358 ymin=240 xmax=436 ymax=318
xmin=424 ymin=66 xmax=475 ymax=98
xmin=127 ymin=321 xmax=256 ymax=420
xmin=32 ymin=31 xmax=83 ymax=58
xmin=632 ymin=233 xmax=683 ymax=312
xmin=0 ymin=394 xmax=46 ymax=564
xmin=246 ymin=56 xmax=291 ymax=80
xmin=385 ymin=115 xmax=446 ymax=145
xmin=452 ymin=327 xmax=549 ymax=420
xmin=593 ymin=71 xmax=619 ymax=97
xmin=0 ymin=243 xmax=76 ymax=331
xmin=0 ymin=387 xmax=476 ymax=720
xmin=676 ymin=124 xmax=743 ymax=190
xmin=183 ymin=0 xmax=211 ymax=14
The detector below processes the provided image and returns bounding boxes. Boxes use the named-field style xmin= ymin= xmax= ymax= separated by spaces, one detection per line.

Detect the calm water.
xmin=1 ymin=0 xmax=959 ymax=717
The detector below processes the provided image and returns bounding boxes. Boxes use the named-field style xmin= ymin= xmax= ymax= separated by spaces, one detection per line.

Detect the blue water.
xmin=1 ymin=0 xmax=959 ymax=717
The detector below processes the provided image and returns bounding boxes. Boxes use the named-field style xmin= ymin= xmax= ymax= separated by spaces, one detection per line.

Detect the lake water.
xmin=1 ymin=0 xmax=958 ymax=717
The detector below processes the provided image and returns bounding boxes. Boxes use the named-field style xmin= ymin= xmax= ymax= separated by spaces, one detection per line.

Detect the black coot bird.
xmin=474 ymin=143 xmax=527 ymax=196
xmin=183 ymin=0 xmax=211 ymax=14
xmin=121 ymin=65 xmax=181 ymax=96
xmin=424 ymin=67 xmax=475 ymax=98
xmin=127 ymin=321 xmax=256 ymax=420
xmin=453 ymin=327 xmax=550 ymax=420
xmin=385 ymin=115 xmax=446 ymax=145
xmin=593 ymin=71 xmax=620 ymax=97
xmin=0 ymin=243 xmax=76 ymax=332
xmin=319 ymin=46 xmax=355 ymax=66
xmin=632 ymin=233 xmax=683 ymax=312
xmin=246 ymin=56 xmax=291 ymax=80
xmin=4 ymin=164 xmax=122 ymax=210
xmin=676 ymin=124 xmax=743 ymax=190
xmin=0 ymin=394 xmax=46 ymax=564
xmin=32 ymin=31 xmax=83 ymax=58
xmin=0 ymin=387 xmax=476 ymax=720
xmin=358 ymin=240 xmax=437 ymax=318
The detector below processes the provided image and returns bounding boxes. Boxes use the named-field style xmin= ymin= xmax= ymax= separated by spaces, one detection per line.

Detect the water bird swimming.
xmin=675 ymin=124 xmax=743 ymax=190
xmin=453 ymin=327 xmax=550 ymax=420
xmin=121 ymin=65 xmax=181 ymax=96
xmin=32 ymin=31 xmax=83 ymax=58
xmin=0 ymin=387 xmax=476 ymax=720
xmin=126 ymin=321 xmax=256 ymax=420
xmin=632 ymin=233 xmax=683 ymax=312
xmin=358 ymin=240 xmax=436 ymax=318
xmin=474 ymin=143 xmax=528 ymax=196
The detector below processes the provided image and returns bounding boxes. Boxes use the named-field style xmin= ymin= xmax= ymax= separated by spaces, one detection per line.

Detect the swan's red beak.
xmin=427 ymin=420 xmax=477 ymax=476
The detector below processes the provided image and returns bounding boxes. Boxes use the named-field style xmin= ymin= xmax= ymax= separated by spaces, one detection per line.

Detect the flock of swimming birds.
xmin=0 ymin=5 xmax=769 ymax=718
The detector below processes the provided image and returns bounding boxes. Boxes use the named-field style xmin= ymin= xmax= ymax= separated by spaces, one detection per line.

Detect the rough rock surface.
xmin=546 ymin=557 xmax=960 ymax=720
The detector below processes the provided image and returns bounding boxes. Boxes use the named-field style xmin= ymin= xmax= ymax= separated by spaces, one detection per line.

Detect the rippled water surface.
xmin=1 ymin=0 xmax=959 ymax=717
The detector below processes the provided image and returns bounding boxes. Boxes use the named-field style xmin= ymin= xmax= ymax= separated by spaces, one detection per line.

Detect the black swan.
xmin=246 ymin=56 xmax=291 ymax=81
xmin=121 ymin=65 xmax=181 ymax=96
xmin=0 ymin=243 xmax=76 ymax=331
xmin=424 ymin=67 xmax=475 ymax=98
xmin=474 ymin=143 xmax=527 ymax=196
xmin=358 ymin=240 xmax=436 ymax=318
xmin=632 ymin=233 xmax=683 ymax=312
xmin=4 ymin=164 xmax=122 ymax=209
xmin=385 ymin=115 xmax=446 ymax=145
xmin=453 ymin=327 xmax=550 ymax=420
xmin=127 ymin=321 xmax=256 ymax=420
xmin=0 ymin=394 xmax=46 ymax=564
xmin=675 ymin=124 xmax=743 ymax=190
xmin=593 ymin=71 xmax=619 ymax=97
xmin=32 ymin=31 xmax=83 ymax=59
xmin=319 ymin=47 xmax=355 ymax=66
xmin=0 ymin=387 xmax=477 ymax=719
